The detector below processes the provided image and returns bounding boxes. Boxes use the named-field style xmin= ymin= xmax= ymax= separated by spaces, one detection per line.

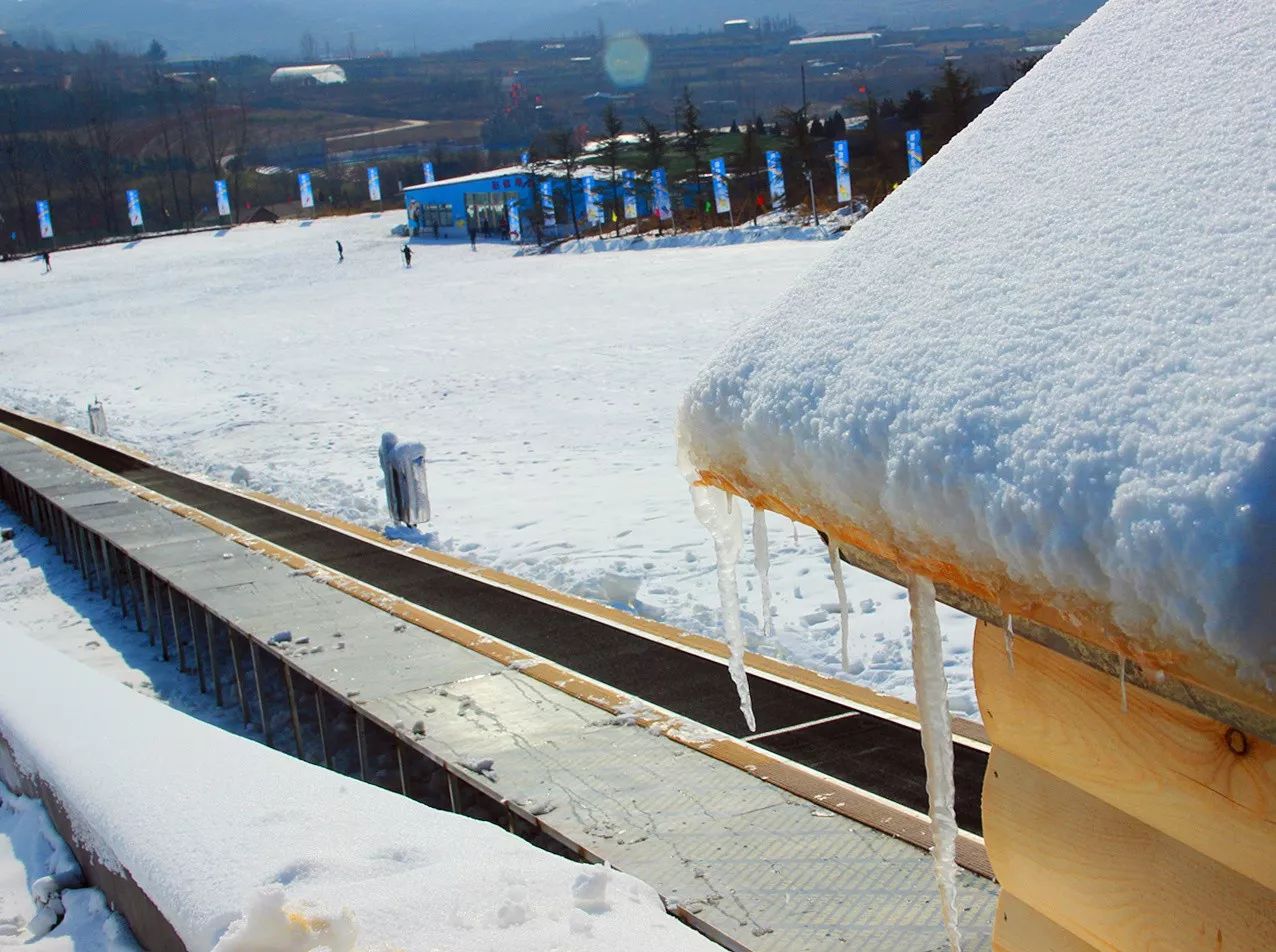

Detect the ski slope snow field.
xmin=0 ymin=216 xmax=978 ymax=714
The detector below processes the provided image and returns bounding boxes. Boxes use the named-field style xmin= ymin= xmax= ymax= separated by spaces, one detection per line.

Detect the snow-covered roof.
xmin=788 ymin=32 xmax=880 ymax=46
xmin=269 ymin=64 xmax=347 ymax=85
xmin=678 ymin=0 xmax=1276 ymax=686
xmin=402 ymin=163 xmax=600 ymax=194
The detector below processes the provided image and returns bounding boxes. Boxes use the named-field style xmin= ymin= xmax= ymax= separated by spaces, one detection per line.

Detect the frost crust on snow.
xmin=0 ymin=626 xmax=716 ymax=952
xmin=678 ymin=0 xmax=1276 ymax=676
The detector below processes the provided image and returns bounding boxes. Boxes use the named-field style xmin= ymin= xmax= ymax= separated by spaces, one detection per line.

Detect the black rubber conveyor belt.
xmin=0 ymin=409 xmax=987 ymax=835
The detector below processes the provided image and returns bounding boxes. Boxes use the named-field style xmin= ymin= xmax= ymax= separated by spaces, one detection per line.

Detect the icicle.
xmin=827 ymin=538 xmax=850 ymax=671
xmin=1003 ymin=614 xmax=1016 ymax=671
xmin=690 ymin=484 xmax=757 ymax=732
xmin=752 ymin=506 xmax=774 ymax=642
xmin=1119 ymin=655 xmax=1128 ymax=713
xmin=906 ymin=574 xmax=963 ymax=952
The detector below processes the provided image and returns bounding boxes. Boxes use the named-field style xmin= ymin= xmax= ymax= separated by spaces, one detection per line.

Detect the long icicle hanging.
xmin=907 ymin=573 xmax=963 ymax=952
xmin=828 ymin=537 xmax=850 ymax=672
xmin=690 ymin=483 xmax=757 ymax=732
xmin=753 ymin=506 xmax=774 ymax=643
xmin=1004 ymin=613 xmax=1016 ymax=671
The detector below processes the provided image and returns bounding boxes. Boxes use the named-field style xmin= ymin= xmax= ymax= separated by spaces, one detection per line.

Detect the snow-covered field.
xmin=0 ymin=213 xmax=977 ymax=714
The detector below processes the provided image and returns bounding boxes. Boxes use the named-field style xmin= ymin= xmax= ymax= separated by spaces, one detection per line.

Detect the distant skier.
xmin=41 ymin=251 xmax=51 ymax=274
xmin=336 ymin=240 xmax=344 ymax=263
xmin=468 ymin=222 xmax=478 ymax=251
xmin=401 ymin=244 xmax=412 ymax=268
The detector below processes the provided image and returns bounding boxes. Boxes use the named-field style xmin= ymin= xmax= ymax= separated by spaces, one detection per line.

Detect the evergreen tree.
xmin=676 ymin=87 xmax=711 ymax=226
xmin=753 ymin=115 xmax=766 ymax=136
xmin=932 ymin=61 xmax=976 ymax=145
xmin=600 ymin=102 xmax=624 ymax=237
xmin=827 ymin=110 xmax=847 ymax=137
xmin=899 ymin=88 xmax=928 ymax=124
xmin=638 ymin=117 xmax=667 ymax=234
xmin=145 ymin=39 xmax=167 ymax=62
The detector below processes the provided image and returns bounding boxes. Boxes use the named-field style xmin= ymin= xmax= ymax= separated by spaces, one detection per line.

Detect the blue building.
xmin=401 ymin=165 xmax=650 ymax=241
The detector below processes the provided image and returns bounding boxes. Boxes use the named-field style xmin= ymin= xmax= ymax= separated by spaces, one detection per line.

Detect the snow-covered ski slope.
xmin=0 ymin=216 xmax=978 ymax=713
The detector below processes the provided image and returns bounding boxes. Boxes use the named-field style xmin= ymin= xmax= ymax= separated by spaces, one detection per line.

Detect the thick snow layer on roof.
xmin=678 ymin=0 xmax=1276 ymax=678
xmin=0 ymin=628 xmax=715 ymax=952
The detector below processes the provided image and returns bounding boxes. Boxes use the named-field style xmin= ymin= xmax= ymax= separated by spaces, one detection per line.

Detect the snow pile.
xmin=678 ymin=0 xmax=1276 ymax=680
xmin=0 ymin=627 xmax=715 ymax=952
xmin=556 ymin=223 xmax=839 ymax=254
xmin=0 ymin=783 xmax=137 ymax=947
xmin=378 ymin=432 xmax=430 ymax=527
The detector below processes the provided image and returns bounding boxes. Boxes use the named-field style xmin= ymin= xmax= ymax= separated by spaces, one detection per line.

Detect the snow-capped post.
xmin=378 ymin=432 xmax=430 ymax=528
xmin=87 ymin=400 xmax=108 ymax=437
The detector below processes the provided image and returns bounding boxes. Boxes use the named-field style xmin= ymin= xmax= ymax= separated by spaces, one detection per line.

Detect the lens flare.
xmin=604 ymin=34 xmax=651 ymax=89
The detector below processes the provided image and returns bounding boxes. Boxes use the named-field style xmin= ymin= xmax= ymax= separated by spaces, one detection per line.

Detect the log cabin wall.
xmin=973 ymin=620 xmax=1276 ymax=951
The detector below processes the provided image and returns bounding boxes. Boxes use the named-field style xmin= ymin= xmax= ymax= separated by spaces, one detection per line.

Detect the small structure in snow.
xmin=379 ymin=432 xmax=430 ymax=528
xmin=86 ymin=400 xmax=108 ymax=437
xmin=269 ymin=64 xmax=348 ymax=86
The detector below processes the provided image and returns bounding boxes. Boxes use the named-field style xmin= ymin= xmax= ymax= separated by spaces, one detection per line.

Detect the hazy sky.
xmin=0 ymin=0 xmax=1100 ymax=59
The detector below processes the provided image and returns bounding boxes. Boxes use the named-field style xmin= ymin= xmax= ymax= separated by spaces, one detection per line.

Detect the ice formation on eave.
xmin=678 ymin=0 xmax=1276 ymax=679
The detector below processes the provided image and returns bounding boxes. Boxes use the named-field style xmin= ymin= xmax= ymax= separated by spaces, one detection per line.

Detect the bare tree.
xmin=739 ymin=122 xmax=764 ymax=224
xmin=548 ymin=129 xmax=583 ymax=241
xmin=76 ymin=66 xmax=123 ymax=233
xmin=300 ymin=32 xmax=318 ymax=61
xmin=0 ymin=91 xmax=34 ymax=245
xmin=230 ymin=87 xmax=251 ymax=223
xmin=193 ymin=75 xmax=222 ymax=202
xmin=148 ymin=69 xmax=187 ymax=224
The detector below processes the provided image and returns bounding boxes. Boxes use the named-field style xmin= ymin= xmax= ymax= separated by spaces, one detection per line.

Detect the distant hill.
xmin=0 ymin=0 xmax=1103 ymax=59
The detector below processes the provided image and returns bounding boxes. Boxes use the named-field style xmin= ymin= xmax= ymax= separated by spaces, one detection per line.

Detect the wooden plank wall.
xmin=974 ymin=621 xmax=1276 ymax=951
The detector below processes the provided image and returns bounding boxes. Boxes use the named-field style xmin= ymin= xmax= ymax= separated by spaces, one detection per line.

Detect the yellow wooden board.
xmin=993 ymin=893 xmax=1097 ymax=952
xmin=975 ymin=620 xmax=1276 ymax=893
xmin=983 ymin=748 xmax=1276 ymax=951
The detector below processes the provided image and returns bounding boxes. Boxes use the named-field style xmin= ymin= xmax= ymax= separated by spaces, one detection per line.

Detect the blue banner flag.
xmin=906 ymin=129 xmax=924 ymax=176
xmin=651 ymin=168 xmax=672 ymax=221
xmin=423 ymin=162 xmax=435 ymax=183
xmin=214 ymin=180 xmax=231 ymax=218
xmin=35 ymin=200 xmax=53 ymax=239
xmin=367 ymin=167 xmax=382 ymax=202
xmin=539 ymin=181 xmax=557 ymax=228
xmin=298 ymin=172 xmax=315 ymax=209
xmin=507 ymin=198 xmax=522 ymax=242
xmin=834 ymin=139 xmax=852 ymax=204
xmin=710 ymin=156 xmax=730 ymax=214
xmin=765 ymin=150 xmax=786 ymax=207
xmin=520 ymin=150 xmax=531 ymax=166
xmin=125 ymin=189 xmax=144 ymax=229
xmin=583 ymin=176 xmax=602 ymax=226
xmin=621 ymin=169 xmax=638 ymax=220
